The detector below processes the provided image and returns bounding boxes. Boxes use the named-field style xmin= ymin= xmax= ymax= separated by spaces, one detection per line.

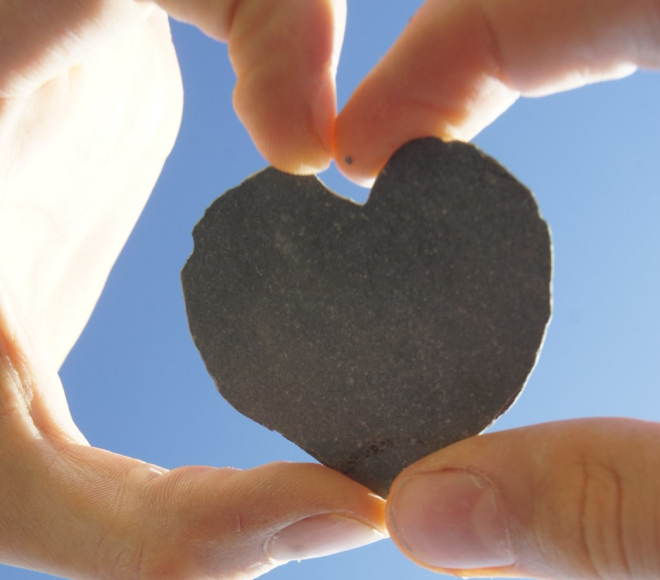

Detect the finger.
xmin=140 ymin=462 xmax=387 ymax=578
xmin=0 ymin=288 xmax=386 ymax=578
xmin=335 ymin=0 xmax=660 ymax=184
xmin=1 ymin=11 xmax=183 ymax=368
xmin=156 ymin=0 xmax=347 ymax=174
xmin=0 ymin=0 xmax=155 ymax=97
xmin=387 ymin=418 xmax=660 ymax=578
xmin=2 ymin=448 xmax=387 ymax=578
xmin=229 ymin=0 xmax=345 ymax=173
xmin=152 ymin=0 xmax=240 ymax=40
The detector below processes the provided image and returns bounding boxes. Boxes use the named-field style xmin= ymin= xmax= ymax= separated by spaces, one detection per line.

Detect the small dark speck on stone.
xmin=345 ymin=156 xmax=353 ymax=165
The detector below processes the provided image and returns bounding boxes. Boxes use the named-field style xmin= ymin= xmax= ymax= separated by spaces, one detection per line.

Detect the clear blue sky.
xmin=4 ymin=2 xmax=659 ymax=579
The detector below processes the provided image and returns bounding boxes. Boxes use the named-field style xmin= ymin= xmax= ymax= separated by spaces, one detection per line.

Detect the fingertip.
xmin=333 ymin=75 xmax=476 ymax=187
xmin=255 ymin=463 xmax=389 ymax=563
xmin=229 ymin=0 xmax=343 ymax=175
xmin=235 ymin=84 xmax=334 ymax=175
xmin=334 ymin=83 xmax=516 ymax=187
xmin=267 ymin=513 xmax=387 ymax=563
xmin=387 ymin=468 xmax=517 ymax=577
xmin=386 ymin=419 xmax=660 ymax=579
xmin=333 ymin=88 xmax=403 ymax=186
xmin=332 ymin=135 xmax=377 ymax=188
xmin=270 ymin=72 xmax=336 ymax=175
xmin=233 ymin=75 xmax=333 ymax=175
xmin=259 ymin=136 xmax=333 ymax=176
xmin=244 ymin=461 xmax=388 ymax=532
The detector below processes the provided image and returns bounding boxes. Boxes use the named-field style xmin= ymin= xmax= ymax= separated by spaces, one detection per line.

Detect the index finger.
xmin=334 ymin=0 xmax=660 ymax=184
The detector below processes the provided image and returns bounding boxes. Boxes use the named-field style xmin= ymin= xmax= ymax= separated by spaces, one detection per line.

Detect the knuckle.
xmin=538 ymin=452 xmax=637 ymax=579
xmin=578 ymin=457 xmax=632 ymax=579
xmin=127 ymin=466 xmax=253 ymax=579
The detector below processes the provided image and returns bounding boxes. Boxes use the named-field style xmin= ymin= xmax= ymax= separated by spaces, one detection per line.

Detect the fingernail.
xmin=390 ymin=470 xmax=515 ymax=571
xmin=267 ymin=514 xmax=386 ymax=562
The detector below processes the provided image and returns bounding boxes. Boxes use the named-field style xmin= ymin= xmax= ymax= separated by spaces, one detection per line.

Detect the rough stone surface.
xmin=182 ymin=138 xmax=552 ymax=497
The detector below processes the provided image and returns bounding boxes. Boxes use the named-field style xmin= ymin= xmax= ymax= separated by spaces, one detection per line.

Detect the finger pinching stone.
xmin=182 ymin=138 xmax=552 ymax=497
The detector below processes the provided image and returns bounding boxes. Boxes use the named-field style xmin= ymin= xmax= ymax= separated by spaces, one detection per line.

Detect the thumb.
xmin=0 ymin=281 xmax=387 ymax=579
xmin=387 ymin=418 xmax=660 ymax=579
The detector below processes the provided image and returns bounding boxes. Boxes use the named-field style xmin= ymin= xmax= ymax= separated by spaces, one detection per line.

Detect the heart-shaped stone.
xmin=182 ymin=138 xmax=552 ymax=497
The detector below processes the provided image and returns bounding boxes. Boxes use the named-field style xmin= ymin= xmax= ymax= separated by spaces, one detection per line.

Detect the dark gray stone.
xmin=182 ymin=138 xmax=552 ymax=497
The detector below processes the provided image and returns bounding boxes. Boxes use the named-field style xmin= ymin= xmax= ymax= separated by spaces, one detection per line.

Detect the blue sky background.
xmin=4 ymin=2 xmax=659 ymax=578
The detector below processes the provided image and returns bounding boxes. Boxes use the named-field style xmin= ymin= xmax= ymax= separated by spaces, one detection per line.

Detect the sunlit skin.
xmin=0 ymin=0 xmax=659 ymax=578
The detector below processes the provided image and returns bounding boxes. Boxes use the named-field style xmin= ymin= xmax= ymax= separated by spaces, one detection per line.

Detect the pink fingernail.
xmin=391 ymin=470 xmax=515 ymax=571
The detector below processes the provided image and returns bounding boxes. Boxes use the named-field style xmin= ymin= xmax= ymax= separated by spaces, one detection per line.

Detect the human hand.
xmin=0 ymin=292 xmax=385 ymax=577
xmin=4 ymin=0 xmax=655 ymax=365
xmin=386 ymin=418 xmax=660 ymax=578
xmin=2 ymin=1 xmax=658 ymax=579
xmin=329 ymin=0 xmax=659 ymax=578
xmin=0 ymin=0 xmax=345 ymax=369
xmin=0 ymin=2 xmax=384 ymax=578
xmin=0 ymin=284 xmax=385 ymax=579
xmin=333 ymin=0 xmax=660 ymax=184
